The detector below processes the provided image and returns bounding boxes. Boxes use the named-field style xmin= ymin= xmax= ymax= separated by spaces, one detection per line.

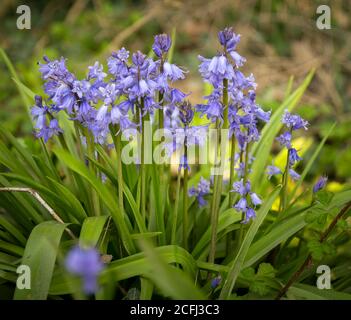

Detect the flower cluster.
xmin=196 ymin=27 xmax=269 ymax=223
xmin=33 ymin=28 xmax=270 ymax=226
xmin=197 ymin=28 xmax=270 ymax=138
xmin=231 ymin=179 xmax=262 ymax=223
xmin=33 ymin=34 xmax=187 ymax=146
xmin=188 ymin=177 xmax=211 ymax=207
xmin=31 ymin=95 xmax=62 ymax=142
xmin=269 ymin=110 xmax=309 ymax=181
xmin=65 ymin=246 xmax=104 ymax=294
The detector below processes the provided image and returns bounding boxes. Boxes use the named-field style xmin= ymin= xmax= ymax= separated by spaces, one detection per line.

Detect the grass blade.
xmin=14 ymin=221 xmax=68 ymax=300
xmin=220 ymin=186 xmax=281 ymax=299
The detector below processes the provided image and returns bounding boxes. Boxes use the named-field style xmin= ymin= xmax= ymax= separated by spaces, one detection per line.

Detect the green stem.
xmin=157 ymin=90 xmax=166 ymax=245
xmin=225 ymin=135 xmax=237 ymax=255
xmin=140 ymin=98 xmax=149 ymax=221
xmin=171 ymin=172 xmax=181 ymax=245
xmin=158 ymin=91 xmax=164 ymax=131
xmin=182 ymin=144 xmax=189 ymax=250
xmin=111 ymin=125 xmax=124 ymax=215
xmin=280 ymin=148 xmax=291 ymax=213
xmin=40 ymin=138 xmax=60 ymax=181
xmin=236 ymin=141 xmax=250 ymax=252
xmin=228 ymin=136 xmax=236 ymax=207
xmin=74 ymin=122 xmax=84 ymax=160
xmin=86 ymin=130 xmax=101 ymax=216
xmin=208 ymin=79 xmax=228 ymax=264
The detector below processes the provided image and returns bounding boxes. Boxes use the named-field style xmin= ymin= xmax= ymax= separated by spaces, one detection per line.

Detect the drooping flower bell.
xmin=188 ymin=177 xmax=211 ymax=207
xmin=65 ymin=246 xmax=104 ymax=295
xmin=152 ymin=34 xmax=172 ymax=58
xmin=313 ymin=176 xmax=328 ymax=193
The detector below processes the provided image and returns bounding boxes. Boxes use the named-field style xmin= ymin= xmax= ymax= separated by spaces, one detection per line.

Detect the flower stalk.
xmin=110 ymin=125 xmax=124 ymax=215
xmin=182 ymin=143 xmax=189 ymax=250
xmin=208 ymin=79 xmax=228 ymax=264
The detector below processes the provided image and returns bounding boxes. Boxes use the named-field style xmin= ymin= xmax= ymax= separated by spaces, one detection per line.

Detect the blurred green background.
xmin=0 ymin=0 xmax=350 ymax=187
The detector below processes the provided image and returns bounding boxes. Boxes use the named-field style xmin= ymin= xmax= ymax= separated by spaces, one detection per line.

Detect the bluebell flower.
xmin=289 ymin=168 xmax=301 ymax=181
xmin=36 ymin=119 xmax=63 ymax=143
xmin=276 ymin=131 xmax=292 ymax=148
xmin=282 ymin=110 xmax=309 ymax=130
xmin=65 ymin=246 xmax=104 ymax=295
xmin=313 ymin=176 xmax=328 ymax=193
xmin=179 ymin=155 xmax=190 ymax=172
xmin=120 ymin=51 xmax=158 ymax=104
xmin=218 ymin=27 xmax=240 ymax=51
xmin=235 ymin=161 xmax=246 ymax=178
xmin=111 ymin=106 xmax=136 ymax=131
xmin=243 ymin=207 xmax=256 ymax=224
xmin=96 ymin=104 xmax=109 ymax=122
xmin=266 ymin=165 xmax=282 ymax=179
xmin=196 ymin=89 xmax=223 ymax=123
xmin=38 ymin=56 xmax=73 ymax=81
xmin=198 ymin=54 xmax=235 ymax=86
xmin=289 ymin=148 xmax=302 ymax=166
xmin=152 ymin=34 xmax=172 ymax=58
xmin=117 ymin=99 xmax=135 ymax=113
xmin=229 ymin=50 xmax=246 ymax=67
xmin=178 ymin=101 xmax=195 ymax=126
xmin=31 ymin=95 xmax=63 ymax=142
xmin=234 ymin=197 xmax=247 ymax=212
xmin=188 ymin=177 xmax=211 ymax=207
xmin=231 ymin=175 xmax=261 ymax=223
xmin=31 ymin=95 xmax=48 ymax=129
xmin=255 ymin=106 xmax=271 ymax=123
xmin=88 ymin=62 xmax=106 ymax=81
xmin=169 ymin=88 xmax=188 ymax=104
xmin=108 ymin=48 xmax=130 ymax=78
xmin=210 ymin=276 xmax=222 ymax=289
xmin=99 ymin=83 xmax=118 ymax=105
xmin=163 ymin=62 xmax=185 ymax=81
xmin=231 ymin=179 xmax=246 ymax=196
xmin=250 ymin=192 xmax=262 ymax=206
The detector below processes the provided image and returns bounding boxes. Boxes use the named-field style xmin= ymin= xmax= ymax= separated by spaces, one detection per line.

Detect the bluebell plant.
xmin=16 ymin=27 xmax=337 ymax=299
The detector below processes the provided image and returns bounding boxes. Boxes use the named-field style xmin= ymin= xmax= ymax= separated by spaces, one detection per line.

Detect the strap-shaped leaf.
xmin=14 ymin=221 xmax=67 ymax=300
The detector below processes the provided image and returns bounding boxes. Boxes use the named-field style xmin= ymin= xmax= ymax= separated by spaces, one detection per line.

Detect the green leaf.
xmin=315 ymin=190 xmax=335 ymax=207
xmin=0 ymin=240 xmax=24 ymax=256
xmin=288 ymin=283 xmax=351 ymax=300
xmin=46 ymin=177 xmax=87 ymax=223
xmin=14 ymin=221 xmax=68 ymax=300
xmin=257 ymin=263 xmax=276 ymax=278
xmin=327 ymin=189 xmax=351 ymax=209
xmin=0 ymin=125 xmax=42 ymax=180
xmin=50 ymin=245 xmax=198 ymax=295
xmin=241 ymin=263 xmax=278 ymax=296
xmin=79 ymin=216 xmax=109 ymax=247
xmin=53 ymin=148 xmax=135 ymax=255
xmin=244 ymin=211 xmax=307 ymax=268
xmin=191 ymin=208 xmax=241 ymax=259
xmin=0 ymin=48 xmax=32 ymax=119
xmin=307 ymin=240 xmax=324 ymax=261
xmin=137 ymin=240 xmax=205 ymax=300
xmin=220 ymin=186 xmax=281 ymax=299
xmin=0 ymin=216 xmax=27 ymax=246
